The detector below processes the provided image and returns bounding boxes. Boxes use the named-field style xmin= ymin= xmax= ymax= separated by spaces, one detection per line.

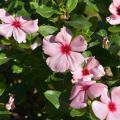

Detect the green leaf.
xmin=36 ymin=5 xmax=57 ymax=18
xmin=39 ymin=25 xmax=58 ymax=37
xmin=0 ymin=111 xmax=11 ymax=115
xmin=88 ymin=41 xmax=100 ymax=48
xmin=44 ymin=90 xmax=61 ymax=109
xmin=0 ymin=53 xmax=9 ymax=65
xmin=82 ymin=51 xmax=92 ymax=57
xmin=66 ymin=0 xmax=78 ymax=13
xmin=97 ymin=29 xmax=107 ymax=37
xmin=66 ymin=15 xmax=92 ymax=29
xmin=108 ymin=26 xmax=120 ymax=33
xmin=109 ymin=33 xmax=120 ymax=46
xmin=70 ymin=109 xmax=85 ymax=117
xmin=84 ymin=0 xmax=99 ymax=16
xmin=30 ymin=2 xmax=39 ymax=9
xmin=0 ymin=75 xmax=6 ymax=96
xmin=12 ymin=65 xmax=23 ymax=74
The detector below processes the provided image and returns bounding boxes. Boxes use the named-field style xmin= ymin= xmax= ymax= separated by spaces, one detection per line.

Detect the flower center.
xmin=117 ymin=7 xmax=120 ymax=15
xmin=61 ymin=44 xmax=71 ymax=55
xmin=108 ymin=102 xmax=116 ymax=112
xmin=82 ymin=85 xmax=90 ymax=90
xmin=12 ymin=20 xmax=21 ymax=28
xmin=82 ymin=69 xmax=90 ymax=76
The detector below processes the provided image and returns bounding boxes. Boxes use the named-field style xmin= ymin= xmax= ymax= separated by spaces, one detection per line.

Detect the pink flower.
xmin=42 ymin=27 xmax=87 ymax=72
xmin=92 ymin=86 xmax=120 ymax=120
xmin=69 ymin=81 xmax=107 ymax=109
xmin=106 ymin=0 xmax=120 ymax=25
xmin=5 ymin=96 xmax=15 ymax=110
xmin=0 ymin=9 xmax=38 ymax=43
xmin=71 ymin=57 xmax=105 ymax=83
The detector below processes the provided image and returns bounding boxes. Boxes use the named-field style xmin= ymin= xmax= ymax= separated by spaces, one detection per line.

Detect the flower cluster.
xmin=43 ymin=26 xmax=120 ymax=120
xmin=0 ymin=0 xmax=119 ymax=119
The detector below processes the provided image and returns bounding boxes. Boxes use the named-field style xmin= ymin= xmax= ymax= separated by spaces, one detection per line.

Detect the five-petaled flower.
xmin=106 ymin=0 xmax=120 ymax=25
xmin=69 ymin=81 xmax=107 ymax=109
xmin=92 ymin=87 xmax=120 ymax=120
xmin=0 ymin=9 xmax=39 ymax=43
xmin=43 ymin=26 xmax=87 ymax=72
xmin=71 ymin=57 xmax=105 ymax=83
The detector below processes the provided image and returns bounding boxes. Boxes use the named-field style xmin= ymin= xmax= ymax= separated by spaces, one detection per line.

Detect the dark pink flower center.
xmin=61 ymin=44 xmax=71 ymax=55
xmin=108 ymin=102 xmax=116 ymax=112
xmin=82 ymin=85 xmax=90 ymax=90
xmin=12 ymin=20 xmax=21 ymax=28
xmin=82 ymin=69 xmax=90 ymax=76
xmin=117 ymin=7 xmax=120 ymax=15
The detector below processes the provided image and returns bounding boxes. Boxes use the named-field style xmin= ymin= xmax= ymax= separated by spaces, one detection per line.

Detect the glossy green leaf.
xmin=66 ymin=15 xmax=92 ymax=29
xmin=109 ymin=33 xmax=120 ymax=46
xmin=12 ymin=65 xmax=23 ymax=74
xmin=108 ymin=26 xmax=120 ymax=33
xmin=39 ymin=25 xmax=58 ymax=37
xmin=44 ymin=90 xmax=61 ymax=109
xmin=0 ymin=53 xmax=9 ymax=65
xmin=36 ymin=5 xmax=57 ymax=18
xmin=0 ymin=75 xmax=6 ymax=96
xmin=30 ymin=2 xmax=39 ymax=9
xmin=70 ymin=109 xmax=85 ymax=117
xmin=66 ymin=0 xmax=78 ymax=13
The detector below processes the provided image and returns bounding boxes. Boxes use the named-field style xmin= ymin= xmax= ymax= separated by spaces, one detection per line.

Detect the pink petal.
xmin=71 ymin=67 xmax=84 ymax=84
xmin=106 ymin=15 xmax=120 ymax=25
xmin=13 ymin=28 xmax=26 ymax=43
xmin=92 ymin=101 xmax=109 ymax=120
xmin=0 ymin=9 xmax=14 ymax=23
xmin=0 ymin=24 xmax=13 ymax=38
xmin=85 ymin=57 xmax=99 ymax=70
xmin=80 ymin=81 xmax=96 ymax=86
xmin=107 ymin=107 xmax=120 ymax=120
xmin=21 ymin=19 xmax=38 ymax=33
xmin=87 ymin=83 xmax=107 ymax=99
xmin=55 ymin=27 xmax=72 ymax=45
xmin=69 ymin=84 xmax=82 ymax=100
xmin=100 ymin=88 xmax=110 ymax=104
xmin=109 ymin=3 xmax=117 ymax=15
xmin=70 ymin=91 xmax=87 ymax=109
xmin=46 ymin=53 xmax=69 ymax=72
xmin=113 ymin=0 xmax=120 ymax=7
xmin=70 ymin=35 xmax=87 ymax=52
xmin=111 ymin=86 xmax=120 ymax=105
xmin=91 ymin=65 xmax=105 ymax=79
xmin=43 ymin=35 xmax=61 ymax=56
xmin=68 ymin=52 xmax=84 ymax=71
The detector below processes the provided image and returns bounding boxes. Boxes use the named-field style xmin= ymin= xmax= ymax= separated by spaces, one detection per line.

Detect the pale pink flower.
xmin=69 ymin=81 xmax=107 ymax=109
xmin=92 ymin=86 xmax=120 ymax=120
xmin=72 ymin=57 xmax=105 ymax=83
xmin=5 ymin=96 xmax=15 ymax=110
xmin=43 ymin=27 xmax=87 ymax=72
xmin=0 ymin=9 xmax=39 ymax=43
xmin=106 ymin=0 xmax=120 ymax=25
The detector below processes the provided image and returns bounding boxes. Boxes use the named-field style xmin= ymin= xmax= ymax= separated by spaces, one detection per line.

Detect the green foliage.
xmin=70 ymin=109 xmax=85 ymax=117
xmin=39 ymin=25 xmax=58 ymax=37
xmin=44 ymin=90 xmax=61 ymax=109
xmin=0 ymin=53 xmax=9 ymax=65
xmin=36 ymin=5 xmax=58 ymax=18
xmin=0 ymin=0 xmax=119 ymax=119
xmin=66 ymin=0 xmax=78 ymax=13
